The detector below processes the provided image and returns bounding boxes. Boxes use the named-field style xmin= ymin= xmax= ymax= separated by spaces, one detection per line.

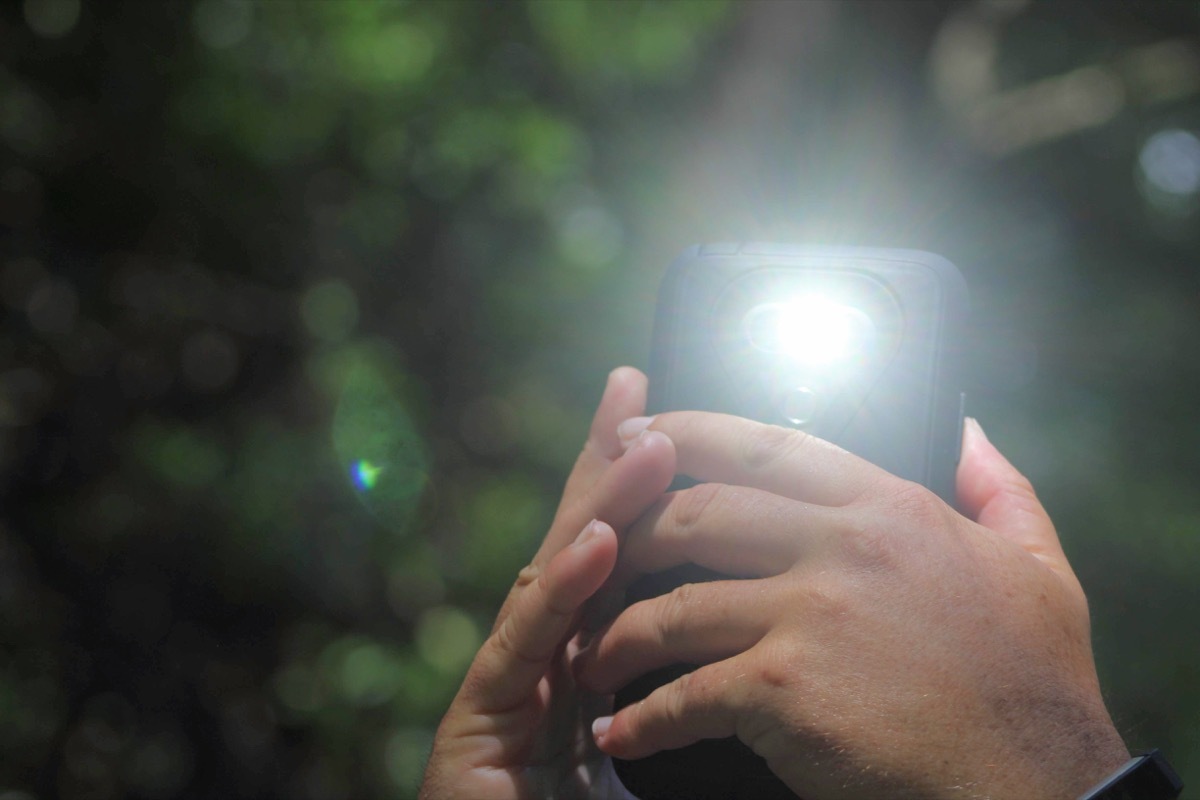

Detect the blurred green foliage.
xmin=2 ymin=1 xmax=1200 ymax=798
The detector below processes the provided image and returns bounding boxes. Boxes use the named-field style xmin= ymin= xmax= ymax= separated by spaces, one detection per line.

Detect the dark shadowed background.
xmin=2 ymin=1 xmax=1200 ymax=798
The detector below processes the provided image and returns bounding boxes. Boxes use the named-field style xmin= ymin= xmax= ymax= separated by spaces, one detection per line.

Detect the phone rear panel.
xmin=613 ymin=243 xmax=968 ymax=800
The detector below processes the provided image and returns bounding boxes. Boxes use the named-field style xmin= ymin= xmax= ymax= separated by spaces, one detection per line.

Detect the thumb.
xmin=956 ymin=418 xmax=1065 ymax=562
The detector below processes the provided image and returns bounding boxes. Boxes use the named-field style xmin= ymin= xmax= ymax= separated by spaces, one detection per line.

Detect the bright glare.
xmin=746 ymin=296 xmax=874 ymax=365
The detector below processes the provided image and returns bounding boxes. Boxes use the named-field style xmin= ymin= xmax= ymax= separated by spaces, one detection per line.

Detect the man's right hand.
xmin=577 ymin=412 xmax=1129 ymax=799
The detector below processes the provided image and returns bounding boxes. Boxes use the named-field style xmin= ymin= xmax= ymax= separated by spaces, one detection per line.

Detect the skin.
xmin=423 ymin=368 xmax=1129 ymax=799
xmin=419 ymin=367 xmax=674 ymax=800
xmin=577 ymin=410 xmax=1130 ymax=799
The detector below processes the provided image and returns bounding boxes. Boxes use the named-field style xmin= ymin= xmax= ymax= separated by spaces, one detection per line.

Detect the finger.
xmin=574 ymin=578 xmax=771 ymax=694
xmin=537 ymin=428 xmax=676 ymax=566
xmin=592 ymin=656 xmax=749 ymax=760
xmin=495 ymin=429 xmax=675 ymax=632
xmin=589 ymin=367 xmax=650 ymax=460
xmin=560 ymin=367 xmax=649 ymax=505
xmin=465 ymin=520 xmax=618 ymax=713
xmin=621 ymin=483 xmax=845 ymax=579
xmin=644 ymin=411 xmax=887 ymax=507
xmin=956 ymin=417 xmax=1064 ymax=562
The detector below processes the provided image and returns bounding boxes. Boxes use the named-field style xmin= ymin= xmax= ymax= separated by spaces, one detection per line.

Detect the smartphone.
xmin=612 ymin=243 xmax=969 ymax=800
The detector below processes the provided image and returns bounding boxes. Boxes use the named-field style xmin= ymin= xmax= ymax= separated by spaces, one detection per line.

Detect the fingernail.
xmin=573 ymin=519 xmax=601 ymax=547
xmin=966 ymin=417 xmax=989 ymax=444
xmin=592 ymin=715 xmax=613 ymax=743
xmin=618 ymin=416 xmax=654 ymax=449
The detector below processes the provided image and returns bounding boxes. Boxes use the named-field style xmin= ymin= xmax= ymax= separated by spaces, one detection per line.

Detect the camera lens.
xmin=743 ymin=302 xmax=788 ymax=352
xmin=780 ymin=386 xmax=819 ymax=427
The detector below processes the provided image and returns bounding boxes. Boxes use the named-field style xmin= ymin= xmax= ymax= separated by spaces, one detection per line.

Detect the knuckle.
xmin=838 ymin=518 xmax=900 ymax=572
xmin=654 ymin=583 xmax=698 ymax=648
xmin=831 ymin=503 xmax=902 ymax=571
xmin=753 ymin=638 xmax=803 ymax=691
xmin=458 ymin=667 xmax=488 ymax=701
xmin=514 ymin=561 xmax=541 ymax=590
xmin=740 ymin=424 xmax=808 ymax=473
xmin=491 ymin=615 xmax=519 ymax=658
xmin=668 ymin=669 xmax=700 ymax=724
xmin=1001 ymin=467 xmax=1037 ymax=499
xmin=840 ymin=480 xmax=949 ymax=570
xmin=491 ymin=614 xmax=540 ymax=666
xmin=1067 ymin=573 xmax=1089 ymax=613
xmin=887 ymin=479 xmax=949 ymax=527
xmin=660 ymin=410 xmax=699 ymax=440
xmin=649 ymin=411 xmax=693 ymax=452
xmin=537 ymin=566 xmax=573 ymax=618
xmin=669 ymin=483 xmax=726 ymax=536
xmin=795 ymin=575 xmax=854 ymax=621
xmin=999 ymin=473 xmax=1044 ymax=515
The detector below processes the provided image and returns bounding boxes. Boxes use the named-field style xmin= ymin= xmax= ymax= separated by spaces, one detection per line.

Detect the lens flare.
xmin=350 ymin=459 xmax=384 ymax=491
xmin=332 ymin=354 xmax=428 ymax=535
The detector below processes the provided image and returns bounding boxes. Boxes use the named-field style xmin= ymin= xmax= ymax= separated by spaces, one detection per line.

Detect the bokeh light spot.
xmin=58 ymin=320 xmax=118 ymax=377
xmin=338 ymin=641 xmax=401 ymax=707
xmin=79 ymin=692 xmax=137 ymax=753
xmin=386 ymin=545 xmax=445 ymax=620
xmin=23 ymin=0 xmax=80 ymax=38
xmin=304 ymin=168 xmax=357 ymax=222
xmin=1140 ymin=128 xmax=1200 ymax=197
xmin=88 ymin=486 xmax=141 ymax=538
xmin=632 ymin=8 xmax=700 ymax=80
xmin=107 ymin=581 xmax=172 ymax=645
xmin=180 ymin=329 xmax=239 ymax=392
xmin=301 ymin=279 xmax=359 ymax=343
xmin=338 ymin=22 xmax=437 ymax=87
xmin=385 ymin=727 xmax=435 ymax=794
xmin=272 ymin=663 xmax=323 ymax=715
xmin=461 ymin=474 xmax=546 ymax=592
xmin=458 ymin=395 xmax=518 ymax=456
xmin=1 ymin=257 xmax=47 ymax=310
xmin=556 ymin=205 xmax=624 ymax=268
xmin=26 ymin=277 xmax=78 ymax=336
xmin=414 ymin=606 xmax=480 ymax=675
xmin=118 ymin=351 xmax=173 ymax=401
xmin=0 ymin=166 xmax=45 ymax=228
xmin=133 ymin=422 xmax=227 ymax=489
xmin=514 ymin=111 xmax=588 ymax=179
xmin=0 ymin=82 xmax=57 ymax=157
xmin=192 ymin=0 xmax=253 ymax=49
xmin=0 ymin=368 xmax=51 ymax=427
xmin=219 ymin=693 xmax=277 ymax=758
xmin=126 ymin=728 xmax=195 ymax=799
xmin=363 ymin=127 xmax=410 ymax=182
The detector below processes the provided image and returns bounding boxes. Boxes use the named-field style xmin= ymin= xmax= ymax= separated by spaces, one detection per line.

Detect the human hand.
xmin=419 ymin=368 xmax=675 ymax=800
xmin=575 ymin=412 xmax=1129 ymax=799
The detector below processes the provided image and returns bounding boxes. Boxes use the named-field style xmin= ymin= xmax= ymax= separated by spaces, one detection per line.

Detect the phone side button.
xmin=955 ymin=391 xmax=967 ymax=464
xmin=700 ymin=242 xmax=740 ymax=256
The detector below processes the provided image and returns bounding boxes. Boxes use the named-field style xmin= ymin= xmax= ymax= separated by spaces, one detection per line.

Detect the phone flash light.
xmin=743 ymin=296 xmax=876 ymax=366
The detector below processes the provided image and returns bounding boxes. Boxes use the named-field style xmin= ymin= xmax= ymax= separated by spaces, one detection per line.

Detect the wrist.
xmin=1033 ymin=722 xmax=1131 ymax=800
xmin=1067 ymin=739 xmax=1134 ymax=799
xmin=1077 ymin=750 xmax=1184 ymax=800
xmin=973 ymin=713 xmax=1130 ymax=800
